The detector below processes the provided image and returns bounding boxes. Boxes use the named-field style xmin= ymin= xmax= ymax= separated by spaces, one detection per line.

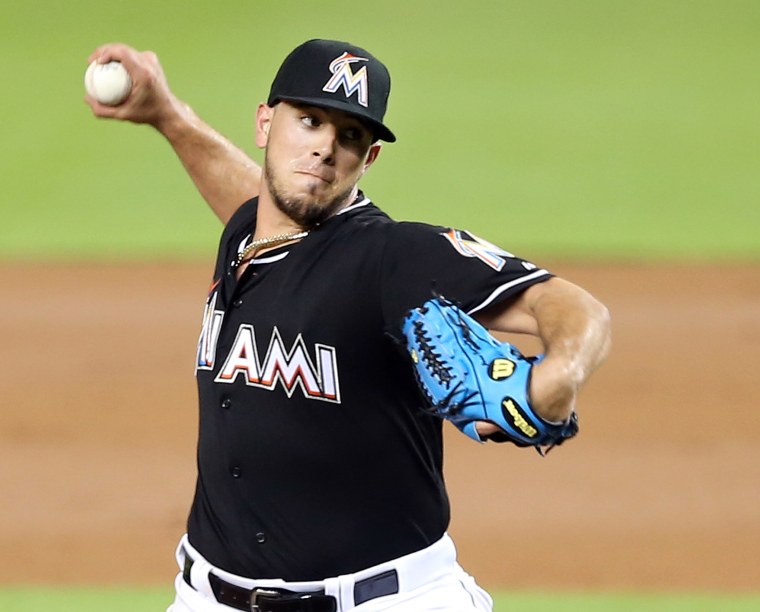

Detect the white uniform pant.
xmin=167 ymin=533 xmax=492 ymax=611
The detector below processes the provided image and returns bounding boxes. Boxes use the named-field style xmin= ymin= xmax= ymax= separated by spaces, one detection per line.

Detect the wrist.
xmin=529 ymin=357 xmax=578 ymax=423
xmin=153 ymin=96 xmax=196 ymax=139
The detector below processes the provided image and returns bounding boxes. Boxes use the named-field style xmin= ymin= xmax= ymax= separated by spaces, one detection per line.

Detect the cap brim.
xmin=272 ymin=95 xmax=396 ymax=143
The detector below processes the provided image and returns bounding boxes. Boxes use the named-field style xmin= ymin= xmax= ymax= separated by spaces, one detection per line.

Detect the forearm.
xmin=529 ymin=279 xmax=612 ymax=421
xmin=475 ymin=277 xmax=611 ymax=426
xmin=155 ymin=100 xmax=261 ymax=224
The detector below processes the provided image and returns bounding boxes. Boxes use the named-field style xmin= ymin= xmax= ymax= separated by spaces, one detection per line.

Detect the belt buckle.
xmin=250 ymin=588 xmax=280 ymax=611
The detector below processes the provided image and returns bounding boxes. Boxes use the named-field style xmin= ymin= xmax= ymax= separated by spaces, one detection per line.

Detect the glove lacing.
xmin=412 ymin=320 xmax=454 ymax=385
xmin=411 ymin=320 xmax=480 ymax=415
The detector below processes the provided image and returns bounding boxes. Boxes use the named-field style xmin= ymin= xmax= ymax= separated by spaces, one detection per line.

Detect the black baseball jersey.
xmin=187 ymin=193 xmax=552 ymax=581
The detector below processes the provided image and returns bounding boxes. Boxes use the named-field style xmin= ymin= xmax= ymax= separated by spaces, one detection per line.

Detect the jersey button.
xmin=221 ymin=398 xmax=232 ymax=409
xmin=232 ymin=299 xmax=243 ymax=308
xmin=256 ymin=532 xmax=266 ymax=544
xmin=231 ymin=466 xmax=242 ymax=478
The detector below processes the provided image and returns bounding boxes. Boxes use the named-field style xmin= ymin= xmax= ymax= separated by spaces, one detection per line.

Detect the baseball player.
xmin=86 ymin=40 xmax=611 ymax=612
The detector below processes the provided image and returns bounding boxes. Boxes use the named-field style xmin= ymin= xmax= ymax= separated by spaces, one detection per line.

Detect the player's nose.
xmin=311 ymin=124 xmax=337 ymax=164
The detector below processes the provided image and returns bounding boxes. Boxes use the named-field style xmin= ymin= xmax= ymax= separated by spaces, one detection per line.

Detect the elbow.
xmin=596 ymin=300 xmax=613 ymax=366
xmin=579 ymin=296 xmax=612 ymax=378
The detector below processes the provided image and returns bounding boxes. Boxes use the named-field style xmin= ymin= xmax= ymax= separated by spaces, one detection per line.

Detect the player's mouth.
xmin=295 ymin=168 xmax=334 ymax=184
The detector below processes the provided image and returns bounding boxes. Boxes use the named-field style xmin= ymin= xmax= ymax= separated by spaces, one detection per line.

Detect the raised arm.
xmin=84 ymin=43 xmax=261 ymax=224
xmin=474 ymin=277 xmax=612 ymax=425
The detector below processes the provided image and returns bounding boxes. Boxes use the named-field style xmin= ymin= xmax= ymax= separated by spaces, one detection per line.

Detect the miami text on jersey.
xmin=197 ymin=292 xmax=224 ymax=370
xmin=196 ymin=295 xmax=341 ymax=404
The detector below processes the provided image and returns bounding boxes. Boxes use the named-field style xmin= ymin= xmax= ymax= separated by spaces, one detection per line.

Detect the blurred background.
xmin=2 ymin=0 xmax=758 ymax=262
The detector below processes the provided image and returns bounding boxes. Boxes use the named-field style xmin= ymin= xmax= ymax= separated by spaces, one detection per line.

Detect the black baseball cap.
xmin=267 ymin=39 xmax=396 ymax=143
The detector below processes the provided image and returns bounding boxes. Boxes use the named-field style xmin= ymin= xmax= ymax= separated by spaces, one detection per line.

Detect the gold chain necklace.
xmin=235 ymin=230 xmax=309 ymax=267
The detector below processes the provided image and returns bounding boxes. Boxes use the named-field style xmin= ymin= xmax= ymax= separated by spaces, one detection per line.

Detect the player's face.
xmin=256 ymin=101 xmax=381 ymax=227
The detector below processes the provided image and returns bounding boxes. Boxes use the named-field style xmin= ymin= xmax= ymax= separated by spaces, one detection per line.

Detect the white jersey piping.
xmin=466 ymin=269 xmax=552 ymax=315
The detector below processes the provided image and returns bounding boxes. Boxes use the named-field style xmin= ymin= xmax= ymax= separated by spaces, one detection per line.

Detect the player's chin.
xmin=273 ymin=192 xmax=334 ymax=227
xmin=300 ymin=199 xmax=344 ymax=226
xmin=292 ymin=185 xmax=335 ymax=209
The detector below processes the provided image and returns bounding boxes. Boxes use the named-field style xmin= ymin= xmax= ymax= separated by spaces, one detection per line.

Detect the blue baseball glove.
xmin=402 ymin=296 xmax=578 ymax=454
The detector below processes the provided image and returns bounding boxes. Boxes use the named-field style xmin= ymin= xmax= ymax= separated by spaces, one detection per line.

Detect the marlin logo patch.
xmin=322 ymin=52 xmax=369 ymax=107
xmin=441 ymin=229 xmax=514 ymax=272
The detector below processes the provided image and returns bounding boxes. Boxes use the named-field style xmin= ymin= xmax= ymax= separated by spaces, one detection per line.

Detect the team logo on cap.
xmin=322 ymin=52 xmax=369 ymax=107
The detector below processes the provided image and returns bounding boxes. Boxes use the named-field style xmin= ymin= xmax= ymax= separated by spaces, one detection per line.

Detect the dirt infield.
xmin=1 ymin=262 xmax=758 ymax=592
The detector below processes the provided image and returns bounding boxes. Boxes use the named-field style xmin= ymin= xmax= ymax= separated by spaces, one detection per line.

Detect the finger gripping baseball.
xmin=402 ymin=296 xmax=579 ymax=452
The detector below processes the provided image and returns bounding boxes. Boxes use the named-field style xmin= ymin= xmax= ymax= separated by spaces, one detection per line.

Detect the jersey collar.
xmin=337 ymin=192 xmax=371 ymax=216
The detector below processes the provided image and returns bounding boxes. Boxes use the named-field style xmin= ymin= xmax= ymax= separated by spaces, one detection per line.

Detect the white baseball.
xmin=84 ymin=60 xmax=132 ymax=106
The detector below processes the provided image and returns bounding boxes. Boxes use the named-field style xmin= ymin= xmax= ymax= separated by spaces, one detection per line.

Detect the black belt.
xmin=183 ymin=555 xmax=399 ymax=612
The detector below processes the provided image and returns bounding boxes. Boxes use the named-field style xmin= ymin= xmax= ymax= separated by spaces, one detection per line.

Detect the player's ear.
xmin=362 ymin=142 xmax=382 ymax=174
xmin=255 ymin=103 xmax=274 ymax=148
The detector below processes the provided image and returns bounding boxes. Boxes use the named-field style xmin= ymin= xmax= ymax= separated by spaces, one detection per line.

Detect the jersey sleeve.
xmin=380 ymin=222 xmax=553 ymax=336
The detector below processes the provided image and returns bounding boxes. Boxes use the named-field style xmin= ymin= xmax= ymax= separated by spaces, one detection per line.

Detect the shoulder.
xmin=328 ymin=197 xmax=399 ymax=244
xmin=383 ymin=221 xmax=474 ymax=257
xmin=338 ymin=205 xmax=452 ymax=255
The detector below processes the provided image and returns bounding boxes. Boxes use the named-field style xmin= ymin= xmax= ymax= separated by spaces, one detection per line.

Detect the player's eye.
xmin=341 ymin=123 xmax=373 ymax=146
xmin=301 ymin=115 xmax=321 ymax=128
xmin=342 ymin=127 xmax=362 ymax=142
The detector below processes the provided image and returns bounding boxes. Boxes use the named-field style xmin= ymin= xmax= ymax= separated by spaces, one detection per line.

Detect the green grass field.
xmin=1 ymin=0 xmax=758 ymax=261
xmin=2 ymin=1 xmax=758 ymax=610
xmin=2 ymin=587 xmax=760 ymax=612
